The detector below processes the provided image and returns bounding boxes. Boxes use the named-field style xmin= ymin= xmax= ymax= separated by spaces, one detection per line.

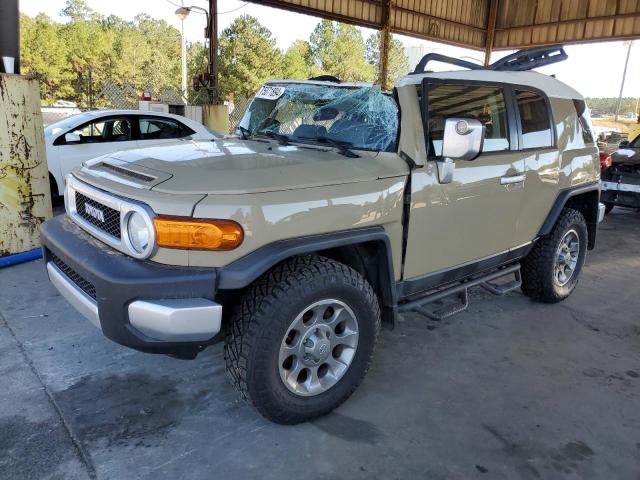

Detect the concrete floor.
xmin=1 ymin=209 xmax=640 ymax=480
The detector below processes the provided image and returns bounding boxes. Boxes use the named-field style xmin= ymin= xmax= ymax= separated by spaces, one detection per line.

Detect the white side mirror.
xmin=442 ymin=118 xmax=484 ymax=160
xmin=436 ymin=118 xmax=485 ymax=184
xmin=65 ymin=132 xmax=81 ymax=143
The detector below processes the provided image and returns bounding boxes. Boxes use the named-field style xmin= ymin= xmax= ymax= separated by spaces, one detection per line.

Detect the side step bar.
xmin=398 ymin=263 xmax=522 ymax=321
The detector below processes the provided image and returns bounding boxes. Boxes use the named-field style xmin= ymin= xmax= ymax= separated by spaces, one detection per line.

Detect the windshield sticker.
xmin=255 ymin=85 xmax=286 ymax=100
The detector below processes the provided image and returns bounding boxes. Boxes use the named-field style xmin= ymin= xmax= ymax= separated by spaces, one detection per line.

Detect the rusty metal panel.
xmin=0 ymin=74 xmax=52 ymax=256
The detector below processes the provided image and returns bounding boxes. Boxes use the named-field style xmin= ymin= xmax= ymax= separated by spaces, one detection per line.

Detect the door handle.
xmin=500 ymin=174 xmax=525 ymax=185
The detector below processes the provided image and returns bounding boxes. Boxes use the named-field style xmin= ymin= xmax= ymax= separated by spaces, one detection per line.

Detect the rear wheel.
xmin=224 ymin=255 xmax=381 ymax=424
xmin=521 ymin=208 xmax=588 ymax=303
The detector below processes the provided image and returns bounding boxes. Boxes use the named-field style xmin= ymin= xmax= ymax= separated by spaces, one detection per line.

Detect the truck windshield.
xmin=238 ymin=83 xmax=398 ymax=152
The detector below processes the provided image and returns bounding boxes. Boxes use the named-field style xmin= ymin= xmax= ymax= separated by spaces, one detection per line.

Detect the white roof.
xmin=396 ymin=70 xmax=584 ymax=100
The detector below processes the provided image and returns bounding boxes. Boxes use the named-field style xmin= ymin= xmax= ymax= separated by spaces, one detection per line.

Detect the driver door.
xmin=403 ymin=81 xmax=526 ymax=281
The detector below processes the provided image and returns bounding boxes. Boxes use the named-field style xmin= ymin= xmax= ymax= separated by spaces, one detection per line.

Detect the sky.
xmin=19 ymin=0 xmax=640 ymax=99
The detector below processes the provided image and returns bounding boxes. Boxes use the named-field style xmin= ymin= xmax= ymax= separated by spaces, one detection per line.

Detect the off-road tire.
xmin=521 ymin=208 xmax=588 ymax=303
xmin=224 ymin=255 xmax=381 ymax=424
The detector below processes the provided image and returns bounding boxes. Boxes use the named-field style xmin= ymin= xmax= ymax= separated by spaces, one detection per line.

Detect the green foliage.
xmin=21 ymin=0 xmax=183 ymax=106
xmin=218 ymin=15 xmax=283 ymax=98
xmin=282 ymin=40 xmax=319 ymax=80
xmin=585 ymin=97 xmax=639 ymax=115
xmin=309 ymin=20 xmax=374 ymax=82
xmin=20 ymin=14 xmax=74 ymax=100
xmin=365 ymin=32 xmax=410 ymax=89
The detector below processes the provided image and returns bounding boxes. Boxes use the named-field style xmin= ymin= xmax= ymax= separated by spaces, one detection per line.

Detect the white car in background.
xmin=45 ymin=110 xmax=222 ymax=197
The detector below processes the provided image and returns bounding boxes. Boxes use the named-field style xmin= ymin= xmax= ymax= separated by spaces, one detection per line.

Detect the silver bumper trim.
xmin=598 ymin=202 xmax=606 ymax=223
xmin=47 ymin=262 xmax=101 ymax=329
xmin=128 ymin=298 xmax=222 ymax=342
xmin=48 ymin=261 xmax=222 ymax=343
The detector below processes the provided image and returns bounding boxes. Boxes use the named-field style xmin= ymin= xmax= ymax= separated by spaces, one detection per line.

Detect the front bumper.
xmin=41 ymin=215 xmax=221 ymax=355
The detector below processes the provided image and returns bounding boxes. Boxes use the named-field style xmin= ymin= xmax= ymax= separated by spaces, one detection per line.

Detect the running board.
xmin=398 ymin=263 xmax=521 ymax=321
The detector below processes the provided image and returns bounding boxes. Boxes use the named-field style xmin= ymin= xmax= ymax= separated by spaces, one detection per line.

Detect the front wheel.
xmin=224 ymin=255 xmax=381 ymax=424
xmin=521 ymin=208 xmax=588 ymax=303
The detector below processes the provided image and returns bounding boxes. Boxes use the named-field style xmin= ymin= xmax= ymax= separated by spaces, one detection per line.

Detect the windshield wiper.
xmin=238 ymin=126 xmax=252 ymax=140
xmin=299 ymin=136 xmax=359 ymax=158
xmin=258 ymin=130 xmax=291 ymax=146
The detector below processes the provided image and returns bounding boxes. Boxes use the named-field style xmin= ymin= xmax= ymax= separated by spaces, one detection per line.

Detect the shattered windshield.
xmin=238 ymin=83 xmax=398 ymax=152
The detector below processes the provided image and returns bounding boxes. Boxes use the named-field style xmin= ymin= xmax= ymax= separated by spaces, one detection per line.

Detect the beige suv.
xmin=41 ymin=46 xmax=604 ymax=424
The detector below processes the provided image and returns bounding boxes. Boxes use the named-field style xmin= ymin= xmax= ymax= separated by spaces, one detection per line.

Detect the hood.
xmin=76 ymin=138 xmax=406 ymax=195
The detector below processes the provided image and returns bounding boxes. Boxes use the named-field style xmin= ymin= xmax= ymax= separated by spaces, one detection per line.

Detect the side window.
xmin=427 ymin=84 xmax=510 ymax=156
xmin=573 ymin=99 xmax=594 ymax=145
xmin=516 ymin=90 xmax=553 ymax=149
xmin=138 ymin=117 xmax=192 ymax=140
xmin=69 ymin=118 xmax=132 ymax=143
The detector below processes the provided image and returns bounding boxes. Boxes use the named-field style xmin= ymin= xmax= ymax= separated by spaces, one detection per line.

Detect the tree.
xmin=218 ymin=15 xmax=283 ymax=98
xmin=309 ymin=20 xmax=374 ymax=82
xmin=20 ymin=14 xmax=74 ymax=101
xmin=282 ymin=40 xmax=316 ymax=79
xmin=365 ymin=32 xmax=410 ymax=89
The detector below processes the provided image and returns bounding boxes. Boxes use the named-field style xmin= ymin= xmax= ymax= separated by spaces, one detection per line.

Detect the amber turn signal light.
xmin=153 ymin=216 xmax=244 ymax=250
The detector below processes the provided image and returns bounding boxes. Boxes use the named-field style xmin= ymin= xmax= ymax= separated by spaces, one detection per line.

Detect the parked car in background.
xmin=601 ymin=133 xmax=640 ymax=214
xmin=45 ymin=110 xmax=221 ymax=198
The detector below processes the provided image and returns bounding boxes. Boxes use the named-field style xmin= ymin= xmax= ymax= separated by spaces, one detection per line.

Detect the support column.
xmin=484 ymin=0 xmax=498 ymax=66
xmin=378 ymin=0 xmax=391 ymax=90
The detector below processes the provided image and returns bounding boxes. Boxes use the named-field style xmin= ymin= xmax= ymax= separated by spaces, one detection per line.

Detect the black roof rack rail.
xmin=489 ymin=45 xmax=567 ymax=71
xmin=411 ymin=53 xmax=482 ymax=74
xmin=411 ymin=45 xmax=567 ymax=75
xmin=308 ymin=75 xmax=341 ymax=83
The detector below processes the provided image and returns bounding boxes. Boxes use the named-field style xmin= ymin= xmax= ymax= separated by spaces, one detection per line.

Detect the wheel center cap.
xmin=302 ymin=328 xmax=332 ymax=364
xmin=317 ymin=341 xmax=330 ymax=359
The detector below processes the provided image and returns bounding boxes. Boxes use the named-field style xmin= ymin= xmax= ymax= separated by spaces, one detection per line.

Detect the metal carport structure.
xmin=243 ymin=0 xmax=640 ymax=85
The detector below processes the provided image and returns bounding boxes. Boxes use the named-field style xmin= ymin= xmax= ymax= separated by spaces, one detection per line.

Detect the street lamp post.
xmin=177 ymin=4 xmax=187 ymax=103
xmin=175 ymin=3 xmax=226 ymax=132
xmin=175 ymin=4 xmax=218 ymax=104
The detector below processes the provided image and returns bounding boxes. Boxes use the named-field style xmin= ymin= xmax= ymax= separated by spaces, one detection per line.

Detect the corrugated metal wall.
xmin=246 ymin=0 xmax=640 ymax=50
xmin=495 ymin=0 xmax=640 ymax=48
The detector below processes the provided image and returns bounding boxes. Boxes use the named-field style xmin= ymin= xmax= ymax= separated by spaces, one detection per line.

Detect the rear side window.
xmin=138 ymin=117 xmax=193 ymax=140
xmin=427 ymin=84 xmax=510 ymax=155
xmin=573 ymin=99 xmax=595 ymax=144
xmin=515 ymin=90 xmax=553 ymax=149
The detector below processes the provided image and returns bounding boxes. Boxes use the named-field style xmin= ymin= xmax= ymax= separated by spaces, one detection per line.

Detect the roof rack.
xmin=411 ymin=45 xmax=567 ymax=74
xmin=308 ymin=75 xmax=342 ymax=83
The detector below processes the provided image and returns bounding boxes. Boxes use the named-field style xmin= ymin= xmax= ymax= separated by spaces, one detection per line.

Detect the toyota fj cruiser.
xmin=41 ymin=46 xmax=604 ymax=424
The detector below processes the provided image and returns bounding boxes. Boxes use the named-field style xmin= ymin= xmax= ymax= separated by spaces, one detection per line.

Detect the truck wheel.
xmin=224 ymin=255 xmax=381 ymax=424
xmin=521 ymin=208 xmax=587 ymax=303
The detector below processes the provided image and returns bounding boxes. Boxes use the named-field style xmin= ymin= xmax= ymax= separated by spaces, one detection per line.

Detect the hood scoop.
xmin=99 ymin=163 xmax=156 ymax=183
xmin=79 ymin=158 xmax=172 ymax=190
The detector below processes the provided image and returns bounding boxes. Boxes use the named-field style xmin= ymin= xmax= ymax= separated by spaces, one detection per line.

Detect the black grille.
xmin=75 ymin=192 xmax=121 ymax=239
xmin=50 ymin=253 xmax=97 ymax=300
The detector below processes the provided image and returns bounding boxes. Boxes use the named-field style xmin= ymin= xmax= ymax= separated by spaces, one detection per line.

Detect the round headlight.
xmin=127 ymin=211 xmax=151 ymax=254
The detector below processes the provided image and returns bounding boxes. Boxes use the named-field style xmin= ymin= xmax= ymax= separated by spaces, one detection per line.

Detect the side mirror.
xmin=442 ymin=118 xmax=484 ymax=160
xmin=64 ymin=132 xmax=81 ymax=144
xmin=436 ymin=118 xmax=484 ymax=184
xmin=619 ymin=140 xmax=630 ymax=148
